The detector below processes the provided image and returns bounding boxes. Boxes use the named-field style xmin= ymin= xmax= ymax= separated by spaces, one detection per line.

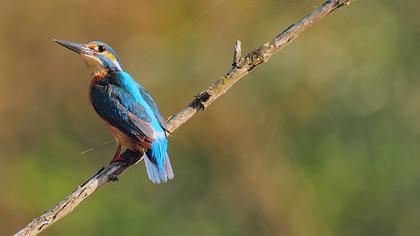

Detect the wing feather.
xmin=90 ymin=83 xmax=155 ymax=141
xmin=138 ymin=85 xmax=168 ymax=131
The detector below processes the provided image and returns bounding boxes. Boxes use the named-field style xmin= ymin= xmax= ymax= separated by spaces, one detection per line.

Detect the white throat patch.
xmin=81 ymin=54 xmax=105 ymax=73
xmin=81 ymin=54 xmax=122 ymax=73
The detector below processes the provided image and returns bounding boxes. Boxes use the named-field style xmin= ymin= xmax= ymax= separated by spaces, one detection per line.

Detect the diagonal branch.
xmin=14 ymin=1 xmax=354 ymax=235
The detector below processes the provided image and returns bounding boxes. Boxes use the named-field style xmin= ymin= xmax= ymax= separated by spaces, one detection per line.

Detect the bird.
xmin=54 ymin=39 xmax=174 ymax=184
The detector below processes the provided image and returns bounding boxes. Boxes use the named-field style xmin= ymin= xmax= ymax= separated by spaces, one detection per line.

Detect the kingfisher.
xmin=54 ymin=39 xmax=174 ymax=184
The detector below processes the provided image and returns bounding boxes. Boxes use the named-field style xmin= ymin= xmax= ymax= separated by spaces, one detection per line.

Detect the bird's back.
xmin=90 ymin=71 xmax=173 ymax=183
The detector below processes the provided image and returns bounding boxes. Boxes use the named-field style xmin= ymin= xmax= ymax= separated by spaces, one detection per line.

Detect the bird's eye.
xmin=97 ymin=45 xmax=106 ymax=52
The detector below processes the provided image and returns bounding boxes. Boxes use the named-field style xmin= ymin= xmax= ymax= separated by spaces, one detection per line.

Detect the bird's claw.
xmin=109 ymin=174 xmax=119 ymax=182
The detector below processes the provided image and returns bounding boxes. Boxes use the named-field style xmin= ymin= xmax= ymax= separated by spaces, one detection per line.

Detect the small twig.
xmin=14 ymin=1 xmax=354 ymax=235
xmin=232 ymin=40 xmax=242 ymax=67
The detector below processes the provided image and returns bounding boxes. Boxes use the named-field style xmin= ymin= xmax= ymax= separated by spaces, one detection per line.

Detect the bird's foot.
xmin=109 ymin=174 xmax=119 ymax=182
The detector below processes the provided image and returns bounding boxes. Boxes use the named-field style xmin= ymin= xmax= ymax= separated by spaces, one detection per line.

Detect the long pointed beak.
xmin=54 ymin=39 xmax=93 ymax=55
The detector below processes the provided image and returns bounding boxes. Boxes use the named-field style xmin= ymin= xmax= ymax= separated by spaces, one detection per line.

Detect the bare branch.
xmin=14 ymin=1 xmax=354 ymax=235
xmin=165 ymin=0 xmax=354 ymax=131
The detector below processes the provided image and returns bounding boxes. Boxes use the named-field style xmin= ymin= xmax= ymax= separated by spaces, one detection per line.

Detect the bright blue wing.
xmin=90 ymin=82 xmax=155 ymax=142
xmin=93 ymin=72 xmax=173 ymax=184
xmin=137 ymin=85 xmax=168 ymax=131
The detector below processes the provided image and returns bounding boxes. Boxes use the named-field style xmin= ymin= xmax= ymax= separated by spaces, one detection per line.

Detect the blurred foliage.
xmin=1 ymin=0 xmax=420 ymax=235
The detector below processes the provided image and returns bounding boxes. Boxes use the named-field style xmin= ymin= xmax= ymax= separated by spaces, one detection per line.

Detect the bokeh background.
xmin=1 ymin=0 xmax=419 ymax=235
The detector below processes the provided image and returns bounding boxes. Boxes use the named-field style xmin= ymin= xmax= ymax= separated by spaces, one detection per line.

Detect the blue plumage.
xmin=91 ymin=71 xmax=173 ymax=183
xmin=55 ymin=39 xmax=174 ymax=184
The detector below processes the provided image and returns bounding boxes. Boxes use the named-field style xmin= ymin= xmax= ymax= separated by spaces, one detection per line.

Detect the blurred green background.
xmin=1 ymin=0 xmax=420 ymax=235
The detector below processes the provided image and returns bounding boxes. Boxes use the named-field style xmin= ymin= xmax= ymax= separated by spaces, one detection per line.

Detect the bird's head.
xmin=54 ymin=39 xmax=122 ymax=74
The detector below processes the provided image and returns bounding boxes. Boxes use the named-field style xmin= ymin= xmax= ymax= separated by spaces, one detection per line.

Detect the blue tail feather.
xmin=144 ymin=154 xmax=174 ymax=184
xmin=164 ymin=156 xmax=174 ymax=179
xmin=143 ymin=132 xmax=174 ymax=184
xmin=151 ymin=136 xmax=168 ymax=169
